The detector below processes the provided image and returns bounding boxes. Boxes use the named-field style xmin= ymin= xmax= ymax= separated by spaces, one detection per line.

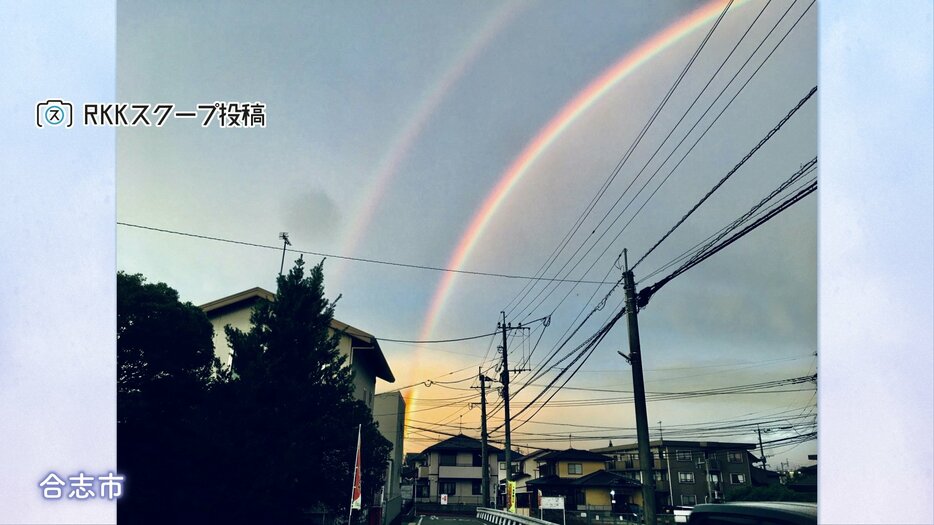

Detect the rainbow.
xmin=331 ymin=3 xmax=527 ymax=289
xmin=409 ymin=0 xmax=742 ymax=419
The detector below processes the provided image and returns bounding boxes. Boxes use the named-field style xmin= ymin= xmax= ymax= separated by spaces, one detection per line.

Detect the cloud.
xmin=283 ymin=188 xmax=342 ymax=244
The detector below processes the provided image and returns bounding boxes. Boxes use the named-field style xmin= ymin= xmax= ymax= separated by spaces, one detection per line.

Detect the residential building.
xmin=525 ymin=448 xmax=642 ymax=512
xmin=417 ymin=434 xmax=501 ymax=508
xmin=199 ymin=287 xmax=395 ymax=409
xmin=592 ymin=440 xmax=756 ymax=509
xmin=374 ymin=392 xmax=406 ymax=525
xmin=496 ymin=449 xmax=527 ymax=484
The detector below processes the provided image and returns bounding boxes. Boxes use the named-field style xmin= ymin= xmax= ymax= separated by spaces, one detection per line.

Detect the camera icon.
xmin=36 ymin=99 xmax=74 ymax=128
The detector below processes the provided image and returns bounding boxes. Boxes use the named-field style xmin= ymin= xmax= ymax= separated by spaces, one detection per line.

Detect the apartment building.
xmin=592 ymin=440 xmax=756 ymax=508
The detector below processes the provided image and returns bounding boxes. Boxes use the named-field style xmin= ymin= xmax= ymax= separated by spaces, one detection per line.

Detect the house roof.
xmin=537 ymin=448 xmax=612 ymax=463
xmin=591 ymin=440 xmax=756 ymax=454
xmin=421 ymin=434 xmax=502 ymax=454
xmin=522 ymin=449 xmax=555 ymax=461
xmin=497 ymin=450 xmax=526 ymax=462
xmin=200 ymin=287 xmax=394 ymax=382
xmin=526 ymin=470 xmax=640 ymax=489
xmin=572 ymin=469 xmax=642 ymax=488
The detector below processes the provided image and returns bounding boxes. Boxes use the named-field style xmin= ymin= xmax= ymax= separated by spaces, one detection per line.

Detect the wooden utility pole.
xmin=622 ymin=250 xmax=657 ymax=525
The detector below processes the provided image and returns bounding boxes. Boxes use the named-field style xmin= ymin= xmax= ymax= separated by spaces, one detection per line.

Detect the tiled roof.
xmin=422 ymin=434 xmax=502 ymax=454
xmin=537 ymin=448 xmax=612 ymax=462
xmin=526 ymin=470 xmax=641 ymax=488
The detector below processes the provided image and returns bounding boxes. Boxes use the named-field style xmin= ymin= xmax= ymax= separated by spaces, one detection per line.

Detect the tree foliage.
xmin=726 ymin=483 xmax=817 ymax=503
xmin=117 ymin=260 xmax=391 ymax=523
xmin=116 ymin=272 xmax=218 ymax=522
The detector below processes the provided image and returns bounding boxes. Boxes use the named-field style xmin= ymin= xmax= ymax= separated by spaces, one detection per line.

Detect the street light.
xmin=610 ymin=489 xmax=616 ymax=505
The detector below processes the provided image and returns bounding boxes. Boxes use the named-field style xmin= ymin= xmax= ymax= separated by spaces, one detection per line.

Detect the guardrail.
xmin=476 ymin=508 xmax=557 ymax=525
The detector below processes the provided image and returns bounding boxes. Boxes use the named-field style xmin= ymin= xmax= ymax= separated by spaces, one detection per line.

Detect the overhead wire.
xmin=116 ymin=221 xmax=618 ymax=285
xmin=502 ymin=0 xmax=736 ymax=323
xmin=509 ymin=0 xmax=809 ymax=327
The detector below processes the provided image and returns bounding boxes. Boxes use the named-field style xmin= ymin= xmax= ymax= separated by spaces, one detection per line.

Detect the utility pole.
xmin=278 ymin=232 xmax=291 ymax=275
xmin=495 ymin=311 xmax=531 ymax=512
xmin=499 ymin=311 xmax=514 ymax=511
xmin=703 ymin=452 xmax=712 ymax=503
xmin=622 ymin=250 xmax=657 ymax=525
xmin=479 ymin=368 xmax=493 ymax=509
xmin=661 ymin=421 xmax=673 ymax=507
xmin=757 ymin=424 xmax=768 ymax=470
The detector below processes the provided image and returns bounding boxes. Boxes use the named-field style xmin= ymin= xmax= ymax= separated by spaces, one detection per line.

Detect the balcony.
xmin=438 ymin=465 xmax=483 ymax=478
xmin=608 ymin=459 xmax=665 ymax=471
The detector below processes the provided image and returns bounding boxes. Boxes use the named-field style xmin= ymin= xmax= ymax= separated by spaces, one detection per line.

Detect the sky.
xmin=115 ymin=0 xmax=820 ymax=465
xmin=2 ymin=1 xmax=932 ymax=524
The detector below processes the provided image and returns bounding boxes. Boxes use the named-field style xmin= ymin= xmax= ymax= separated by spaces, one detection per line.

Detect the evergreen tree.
xmin=216 ymin=257 xmax=391 ymax=522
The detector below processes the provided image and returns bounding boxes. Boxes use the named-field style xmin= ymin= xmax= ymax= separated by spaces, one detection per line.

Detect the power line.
xmin=505 ymin=0 xmax=807 ymax=327
xmin=117 ymin=221 xmax=618 ymax=285
xmin=502 ymin=0 xmax=735 ymax=323
xmin=375 ymin=331 xmax=497 ymax=344
xmin=640 ymin=171 xmax=816 ymax=282
xmin=637 ymin=177 xmax=817 ymax=308
xmin=631 ymin=43 xmax=818 ymax=268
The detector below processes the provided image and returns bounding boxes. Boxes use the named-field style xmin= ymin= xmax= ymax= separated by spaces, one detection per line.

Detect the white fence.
xmin=477 ymin=508 xmax=558 ymax=525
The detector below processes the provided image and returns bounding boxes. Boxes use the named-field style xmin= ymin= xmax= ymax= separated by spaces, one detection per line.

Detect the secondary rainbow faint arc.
xmin=410 ymin=0 xmax=740 ymax=417
xmin=330 ymin=2 xmax=528 ymax=288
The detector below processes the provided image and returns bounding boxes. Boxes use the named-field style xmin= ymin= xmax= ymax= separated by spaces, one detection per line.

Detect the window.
xmin=728 ymin=451 xmax=744 ymax=463
xmin=680 ymin=494 xmax=697 ymax=506
xmin=653 ymin=471 xmax=668 ymax=482
xmin=472 ymin=452 xmax=483 ymax=467
xmin=676 ymin=450 xmax=692 ymax=462
xmin=567 ymin=463 xmax=583 ymax=475
xmin=730 ymin=473 xmax=746 ymax=484
xmin=678 ymin=472 xmax=695 ymax=484
xmin=417 ymin=484 xmax=430 ymax=497
xmin=472 ymin=479 xmax=483 ymax=495
xmin=498 ymin=461 xmax=506 ymax=471
xmin=439 ymin=453 xmax=457 ymax=466
xmin=439 ymin=481 xmax=456 ymax=495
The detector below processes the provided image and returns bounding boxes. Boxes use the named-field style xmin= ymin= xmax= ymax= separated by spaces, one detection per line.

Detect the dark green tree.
xmin=116 ymin=272 xmax=218 ymax=523
xmin=726 ymin=483 xmax=817 ymax=503
xmin=213 ymin=257 xmax=392 ymax=522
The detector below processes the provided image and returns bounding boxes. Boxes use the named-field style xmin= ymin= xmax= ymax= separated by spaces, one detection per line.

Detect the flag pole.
xmin=349 ymin=424 xmax=362 ymax=525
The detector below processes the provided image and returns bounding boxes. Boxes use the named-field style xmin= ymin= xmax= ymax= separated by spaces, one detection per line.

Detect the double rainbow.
xmin=409 ymin=0 xmax=739 ymax=424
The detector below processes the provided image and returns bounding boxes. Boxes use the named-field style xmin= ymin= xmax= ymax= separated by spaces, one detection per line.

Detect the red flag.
xmin=350 ymin=425 xmax=362 ymax=511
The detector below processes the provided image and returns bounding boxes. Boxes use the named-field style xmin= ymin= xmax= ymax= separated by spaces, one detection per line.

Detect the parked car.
xmin=671 ymin=505 xmax=693 ymax=523
xmin=687 ymin=502 xmax=816 ymax=525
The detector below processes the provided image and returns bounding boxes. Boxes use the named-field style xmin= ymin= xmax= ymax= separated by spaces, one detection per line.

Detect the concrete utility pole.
xmin=496 ymin=311 xmax=531 ymax=512
xmin=622 ymin=250 xmax=657 ymax=525
xmin=757 ymin=424 xmax=768 ymax=470
xmin=661 ymin=421 xmax=673 ymax=507
xmin=703 ymin=452 xmax=712 ymax=503
xmin=479 ymin=369 xmax=493 ymax=509
xmin=499 ymin=311 xmax=513 ymax=510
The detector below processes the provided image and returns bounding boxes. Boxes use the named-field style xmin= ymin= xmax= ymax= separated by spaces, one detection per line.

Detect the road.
xmin=414 ymin=515 xmax=488 ymax=525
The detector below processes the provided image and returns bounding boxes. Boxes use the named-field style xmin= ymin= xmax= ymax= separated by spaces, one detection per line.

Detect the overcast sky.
xmin=116 ymin=0 xmax=819 ymax=465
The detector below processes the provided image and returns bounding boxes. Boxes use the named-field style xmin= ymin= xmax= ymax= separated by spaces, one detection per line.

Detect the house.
xmin=199 ymin=287 xmax=395 ymax=409
xmin=417 ymin=434 xmax=501 ymax=508
xmin=496 ymin=449 xmax=527 ymax=483
xmin=374 ymin=392 xmax=406 ymax=525
xmin=524 ymin=448 xmax=641 ymax=512
xmin=591 ymin=440 xmax=756 ymax=509
xmin=199 ymin=287 xmax=400 ymax=521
